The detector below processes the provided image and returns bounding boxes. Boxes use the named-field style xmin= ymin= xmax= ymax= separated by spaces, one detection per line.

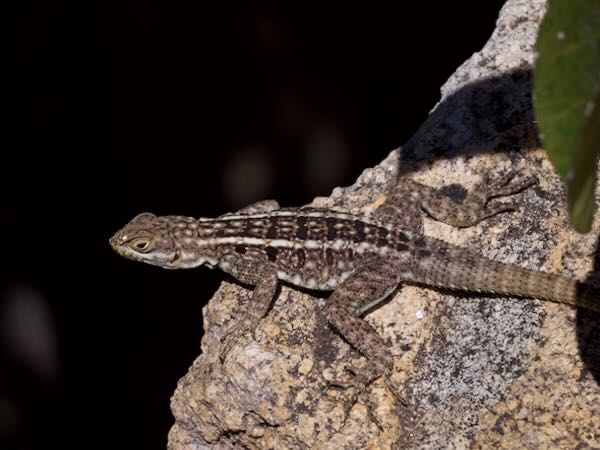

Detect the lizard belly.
xmin=274 ymin=246 xmax=358 ymax=290
xmin=276 ymin=269 xmax=349 ymax=290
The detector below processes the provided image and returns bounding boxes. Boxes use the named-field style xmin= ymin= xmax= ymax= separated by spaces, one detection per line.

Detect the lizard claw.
xmin=327 ymin=363 xmax=410 ymax=417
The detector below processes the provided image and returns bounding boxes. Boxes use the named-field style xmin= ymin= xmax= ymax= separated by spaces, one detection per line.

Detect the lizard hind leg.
xmin=225 ymin=199 xmax=281 ymax=216
xmin=418 ymin=171 xmax=538 ymax=228
xmin=372 ymin=203 xmax=424 ymax=234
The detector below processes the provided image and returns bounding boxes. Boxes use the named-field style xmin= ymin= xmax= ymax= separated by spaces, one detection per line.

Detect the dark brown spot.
xmin=398 ymin=231 xmax=410 ymax=242
xmin=419 ymin=250 xmax=432 ymax=257
xmin=376 ymin=238 xmax=388 ymax=247
xmin=295 ymin=249 xmax=306 ymax=268
xmin=266 ymin=246 xmax=278 ymax=262
xmin=326 ymin=217 xmax=338 ymax=240
xmin=215 ymin=229 xmax=225 ymax=237
xmin=347 ymin=248 xmax=354 ymax=260
xmin=414 ymin=237 xmax=426 ymax=247
xmin=296 ymin=216 xmax=308 ymax=240
xmin=325 ymin=248 xmax=335 ymax=266
xmin=397 ymin=243 xmax=409 ymax=252
xmin=266 ymin=217 xmax=278 ymax=239
xmin=353 ymin=220 xmax=366 ymax=243
xmin=326 ymin=228 xmax=337 ymax=240
xmin=235 ymin=245 xmax=246 ymax=254
xmin=241 ymin=220 xmax=253 ymax=237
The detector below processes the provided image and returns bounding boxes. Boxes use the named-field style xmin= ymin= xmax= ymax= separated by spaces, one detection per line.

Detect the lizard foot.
xmin=327 ymin=362 xmax=409 ymax=428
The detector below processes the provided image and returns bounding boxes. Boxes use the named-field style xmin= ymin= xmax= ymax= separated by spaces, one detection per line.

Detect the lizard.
xmin=109 ymin=170 xmax=600 ymax=401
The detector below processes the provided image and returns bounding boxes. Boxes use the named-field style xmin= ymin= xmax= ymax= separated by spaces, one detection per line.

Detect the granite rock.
xmin=168 ymin=0 xmax=600 ymax=448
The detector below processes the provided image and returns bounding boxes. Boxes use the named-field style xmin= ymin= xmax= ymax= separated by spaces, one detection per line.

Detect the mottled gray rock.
xmin=168 ymin=0 xmax=600 ymax=448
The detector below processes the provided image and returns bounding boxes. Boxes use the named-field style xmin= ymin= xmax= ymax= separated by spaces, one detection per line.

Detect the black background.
xmin=5 ymin=2 xmax=505 ymax=448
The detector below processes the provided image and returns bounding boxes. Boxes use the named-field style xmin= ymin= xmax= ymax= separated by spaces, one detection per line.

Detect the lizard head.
xmin=110 ymin=212 xmax=219 ymax=269
xmin=109 ymin=212 xmax=182 ymax=268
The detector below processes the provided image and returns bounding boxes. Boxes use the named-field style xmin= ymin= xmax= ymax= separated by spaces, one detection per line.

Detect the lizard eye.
xmin=129 ymin=238 xmax=152 ymax=252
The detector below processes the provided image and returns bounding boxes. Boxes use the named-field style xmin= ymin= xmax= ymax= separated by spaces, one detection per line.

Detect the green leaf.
xmin=534 ymin=0 xmax=600 ymax=233
xmin=568 ymin=88 xmax=600 ymax=231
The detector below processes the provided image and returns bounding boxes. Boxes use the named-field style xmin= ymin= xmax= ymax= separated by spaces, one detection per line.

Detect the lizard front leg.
xmin=325 ymin=258 xmax=401 ymax=397
xmin=219 ymin=254 xmax=279 ymax=361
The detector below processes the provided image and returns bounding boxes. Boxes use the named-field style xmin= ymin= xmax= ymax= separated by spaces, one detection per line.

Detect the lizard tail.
xmin=413 ymin=253 xmax=600 ymax=313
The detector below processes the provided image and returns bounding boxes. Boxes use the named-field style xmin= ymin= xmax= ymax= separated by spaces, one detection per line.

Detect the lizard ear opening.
xmin=171 ymin=247 xmax=181 ymax=265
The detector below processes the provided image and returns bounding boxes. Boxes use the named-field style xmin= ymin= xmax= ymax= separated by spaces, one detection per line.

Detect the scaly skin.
xmin=109 ymin=173 xmax=600 ymax=406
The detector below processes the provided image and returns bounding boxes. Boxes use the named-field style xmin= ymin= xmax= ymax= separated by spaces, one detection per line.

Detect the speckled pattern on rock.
xmin=167 ymin=0 xmax=600 ymax=448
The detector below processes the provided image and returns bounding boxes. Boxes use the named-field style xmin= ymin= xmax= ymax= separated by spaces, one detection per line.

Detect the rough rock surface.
xmin=168 ymin=0 xmax=600 ymax=448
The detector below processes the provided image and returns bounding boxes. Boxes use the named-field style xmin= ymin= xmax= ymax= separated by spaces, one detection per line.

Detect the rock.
xmin=168 ymin=0 xmax=600 ymax=448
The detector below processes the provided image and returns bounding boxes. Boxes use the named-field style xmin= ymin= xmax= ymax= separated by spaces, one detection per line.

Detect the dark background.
xmin=5 ymin=2 xmax=505 ymax=448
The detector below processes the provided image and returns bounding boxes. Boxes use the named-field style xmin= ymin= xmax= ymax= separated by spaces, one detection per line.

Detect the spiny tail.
xmin=414 ymin=247 xmax=600 ymax=313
